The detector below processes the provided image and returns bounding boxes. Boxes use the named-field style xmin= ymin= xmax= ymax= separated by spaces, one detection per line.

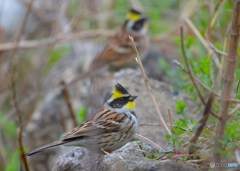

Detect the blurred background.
xmin=0 ymin=0 xmax=236 ymax=170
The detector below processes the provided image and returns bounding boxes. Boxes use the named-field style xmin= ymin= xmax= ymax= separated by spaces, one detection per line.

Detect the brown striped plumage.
xmin=90 ymin=27 xmax=148 ymax=70
xmin=26 ymin=83 xmax=138 ymax=156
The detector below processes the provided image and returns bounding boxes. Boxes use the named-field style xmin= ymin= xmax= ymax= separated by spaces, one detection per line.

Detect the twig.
xmin=213 ymin=0 xmax=240 ymax=166
xmin=179 ymin=27 xmax=220 ymax=120
xmin=236 ymin=78 xmax=240 ymax=97
xmin=184 ymin=18 xmax=221 ymax=69
xmin=216 ymin=21 xmax=232 ymax=91
xmin=155 ymin=153 xmax=168 ymax=160
xmin=60 ymin=81 xmax=78 ymax=126
xmin=186 ymin=158 xmax=211 ymax=163
xmin=10 ymin=1 xmax=35 ymax=170
xmin=173 ymin=61 xmax=220 ymax=97
xmin=173 ymin=60 xmax=220 ymax=119
xmin=209 ymin=43 xmax=228 ymax=57
xmin=168 ymin=108 xmax=173 ymax=131
xmin=168 ymin=108 xmax=175 ymax=148
xmin=135 ymin=133 xmax=163 ymax=150
xmin=229 ymin=98 xmax=240 ymax=103
xmin=228 ymin=104 xmax=240 ymax=117
xmin=172 ymin=154 xmax=195 ymax=159
xmin=0 ymin=30 xmax=114 ymax=51
xmin=138 ymin=144 xmax=146 ymax=157
xmin=139 ymin=123 xmax=188 ymax=132
xmin=129 ymin=35 xmax=171 ymax=135
xmin=180 ymin=26 xmax=206 ymax=105
xmin=188 ymin=93 xmax=214 ymax=154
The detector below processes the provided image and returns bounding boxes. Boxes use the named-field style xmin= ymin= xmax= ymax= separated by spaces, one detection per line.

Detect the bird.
xmin=26 ymin=83 xmax=138 ymax=156
xmin=67 ymin=8 xmax=149 ymax=87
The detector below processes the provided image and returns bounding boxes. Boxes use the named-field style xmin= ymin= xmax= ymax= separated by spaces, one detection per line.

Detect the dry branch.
xmin=0 ymin=30 xmax=114 ymax=51
xmin=10 ymin=1 xmax=35 ymax=170
xmin=188 ymin=93 xmax=214 ymax=154
xmin=184 ymin=18 xmax=221 ymax=68
xmin=139 ymin=123 xmax=188 ymax=132
xmin=178 ymin=27 xmax=219 ymax=119
xmin=173 ymin=60 xmax=220 ymax=97
xmin=135 ymin=133 xmax=163 ymax=150
xmin=213 ymin=0 xmax=240 ymax=166
xmin=228 ymin=104 xmax=240 ymax=117
xmin=60 ymin=81 xmax=78 ymax=126
xmin=180 ymin=26 xmax=206 ymax=104
xmin=129 ymin=35 xmax=171 ymax=135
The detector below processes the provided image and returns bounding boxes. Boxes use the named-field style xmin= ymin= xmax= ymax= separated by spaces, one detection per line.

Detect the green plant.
xmin=175 ymin=99 xmax=186 ymax=114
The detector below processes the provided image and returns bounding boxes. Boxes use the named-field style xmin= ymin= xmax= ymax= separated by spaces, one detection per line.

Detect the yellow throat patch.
xmin=126 ymin=101 xmax=135 ymax=109
xmin=127 ymin=11 xmax=140 ymax=22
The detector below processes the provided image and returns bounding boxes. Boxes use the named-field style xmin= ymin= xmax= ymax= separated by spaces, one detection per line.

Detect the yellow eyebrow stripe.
xmin=112 ymin=89 xmax=123 ymax=99
xmin=127 ymin=12 xmax=140 ymax=22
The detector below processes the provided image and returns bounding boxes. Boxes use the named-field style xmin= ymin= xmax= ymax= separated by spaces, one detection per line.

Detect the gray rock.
xmin=54 ymin=141 xmax=198 ymax=171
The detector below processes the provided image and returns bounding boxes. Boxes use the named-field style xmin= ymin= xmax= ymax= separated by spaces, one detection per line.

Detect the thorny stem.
xmin=129 ymin=35 xmax=172 ymax=135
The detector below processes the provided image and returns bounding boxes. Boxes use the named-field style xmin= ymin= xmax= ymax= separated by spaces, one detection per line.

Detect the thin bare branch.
xmin=60 ymin=81 xmax=78 ymax=126
xmin=0 ymin=30 xmax=114 ymax=51
xmin=135 ymin=133 xmax=163 ymax=150
xmin=129 ymin=35 xmax=171 ymax=135
xmin=180 ymin=26 xmax=206 ymax=104
xmin=184 ymin=18 xmax=221 ymax=68
xmin=173 ymin=60 xmax=220 ymax=97
xmin=228 ymin=104 xmax=240 ymax=117
xmin=179 ymin=27 xmax=220 ymax=120
xmin=214 ymin=0 xmax=240 ymax=165
xmin=229 ymin=98 xmax=240 ymax=103
xmin=168 ymin=108 xmax=173 ymax=131
xmin=188 ymin=93 xmax=214 ymax=154
xmin=209 ymin=43 xmax=228 ymax=57
xmin=9 ymin=1 xmax=35 ymax=170
xmin=139 ymin=123 xmax=188 ymax=132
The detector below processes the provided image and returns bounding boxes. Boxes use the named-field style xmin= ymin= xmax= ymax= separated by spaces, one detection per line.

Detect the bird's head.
xmin=124 ymin=8 xmax=149 ymax=35
xmin=106 ymin=83 xmax=138 ymax=110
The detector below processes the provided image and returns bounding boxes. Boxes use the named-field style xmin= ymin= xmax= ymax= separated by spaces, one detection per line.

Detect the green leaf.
xmin=165 ymin=134 xmax=171 ymax=140
xmin=175 ymin=99 xmax=186 ymax=114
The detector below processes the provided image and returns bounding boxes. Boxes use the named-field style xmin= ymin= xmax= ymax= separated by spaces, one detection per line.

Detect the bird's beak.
xmin=129 ymin=95 xmax=138 ymax=101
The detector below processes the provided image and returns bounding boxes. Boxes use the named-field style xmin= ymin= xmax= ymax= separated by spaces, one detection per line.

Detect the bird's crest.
xmin=112 ymin=83 xmax=129 ymax=99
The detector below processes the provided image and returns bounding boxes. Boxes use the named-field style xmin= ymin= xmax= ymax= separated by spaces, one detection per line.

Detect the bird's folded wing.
xmin=60 ymin=108 xmax=126 ymax=141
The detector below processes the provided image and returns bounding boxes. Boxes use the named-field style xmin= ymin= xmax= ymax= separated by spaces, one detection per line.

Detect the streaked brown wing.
xmin=60 ymin=108 xmax=126 ymax=141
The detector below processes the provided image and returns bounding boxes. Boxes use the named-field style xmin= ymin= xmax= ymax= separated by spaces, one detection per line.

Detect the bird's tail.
xmin=26 ymin=141 xmax=65 ymax=156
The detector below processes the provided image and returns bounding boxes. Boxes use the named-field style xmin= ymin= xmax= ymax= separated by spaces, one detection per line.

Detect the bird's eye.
xmin=119 ymin=98 xmax=124 ymax=102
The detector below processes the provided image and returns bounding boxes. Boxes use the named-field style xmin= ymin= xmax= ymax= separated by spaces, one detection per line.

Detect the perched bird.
xmin=67 ymin=8 xmax=149 ymax=86
xmin=26 ymin=83 xmax=138 ymax=156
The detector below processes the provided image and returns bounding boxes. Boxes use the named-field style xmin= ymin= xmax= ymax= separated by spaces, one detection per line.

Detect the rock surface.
xmin=54 ymin=141 xmax=198 ymax=171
